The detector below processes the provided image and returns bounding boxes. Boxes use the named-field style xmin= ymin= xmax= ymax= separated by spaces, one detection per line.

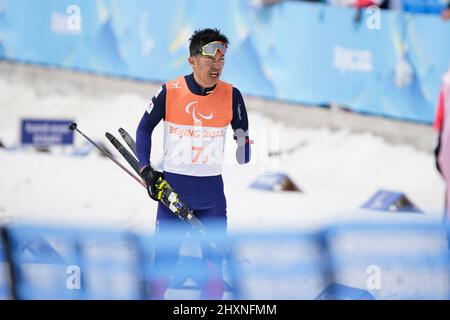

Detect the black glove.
xmin=140 ymin=166 xmax=165 ymax=201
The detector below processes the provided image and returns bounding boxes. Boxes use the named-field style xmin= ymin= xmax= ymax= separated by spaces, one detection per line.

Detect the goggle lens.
xmin=201 ymin=41 xmax=227 ymax=56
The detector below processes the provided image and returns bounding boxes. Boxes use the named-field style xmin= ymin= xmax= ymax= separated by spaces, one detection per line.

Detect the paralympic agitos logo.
xmin=185 ymin=101 xmax=214 ymax=122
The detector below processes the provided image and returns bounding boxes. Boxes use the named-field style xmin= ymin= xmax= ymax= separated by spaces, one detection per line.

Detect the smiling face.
xmin=189 ymin=50 xmax=225 ymax=88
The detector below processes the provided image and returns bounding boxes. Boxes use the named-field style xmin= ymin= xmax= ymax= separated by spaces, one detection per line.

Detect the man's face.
xmin=189 ymin=50 xmax=225 ymax=88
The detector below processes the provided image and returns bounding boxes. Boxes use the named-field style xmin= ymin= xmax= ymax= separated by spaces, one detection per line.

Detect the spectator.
xmin=434 ymin=65 xmax=450 ymax=219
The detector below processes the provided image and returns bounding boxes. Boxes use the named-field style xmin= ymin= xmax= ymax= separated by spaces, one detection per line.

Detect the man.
xmin=136 ymin=28 xmax=251 ymax=299
xmin=434 ymin=66 xmax=450 ymax=220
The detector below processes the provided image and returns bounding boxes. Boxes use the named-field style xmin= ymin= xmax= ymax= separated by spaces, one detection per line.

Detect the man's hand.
xmin=234 ymin=129 xmax=252 ymax=165
xmin=140 ymin=166 xmax=165 ymax=201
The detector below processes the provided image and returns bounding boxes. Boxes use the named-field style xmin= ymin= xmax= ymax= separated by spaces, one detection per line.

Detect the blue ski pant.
xmin=151 ymin=172 xmax=227 ymax=298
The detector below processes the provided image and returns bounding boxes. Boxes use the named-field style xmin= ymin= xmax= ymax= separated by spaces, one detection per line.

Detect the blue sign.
xmin=361 ymin=189 xmax=423 ymax=213
xmin=250 ymin=173 xmax=301 ymax=192
xmin=21 ymin=119 xmax=74 ymax=146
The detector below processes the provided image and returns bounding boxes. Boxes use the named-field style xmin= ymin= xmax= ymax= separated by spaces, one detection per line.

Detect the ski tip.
xmin=105 ymin=132 xmax=113 ymax=139
xmin=68 ymin=122 xmax=77 ymax=131
xmin=118 ymin=128 xmax=126 ymax=137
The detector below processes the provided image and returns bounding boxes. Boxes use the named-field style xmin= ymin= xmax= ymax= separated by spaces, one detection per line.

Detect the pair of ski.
xmin=103 ymin=128 xmax=227 ymax=258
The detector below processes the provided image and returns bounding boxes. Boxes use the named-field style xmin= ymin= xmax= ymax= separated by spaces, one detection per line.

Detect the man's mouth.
xmin=210 ymin=71 xmax=220 ymax=78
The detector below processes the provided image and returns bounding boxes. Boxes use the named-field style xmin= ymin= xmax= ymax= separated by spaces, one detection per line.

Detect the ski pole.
xmin=69 ymin=122 xmax=146 ymax=188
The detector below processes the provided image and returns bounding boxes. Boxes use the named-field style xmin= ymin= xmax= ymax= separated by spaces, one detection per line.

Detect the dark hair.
xmin=189 ymin=28 xmax=229 ymax=56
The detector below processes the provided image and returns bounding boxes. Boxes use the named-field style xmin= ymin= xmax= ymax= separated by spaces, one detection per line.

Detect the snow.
xmin=0 ymin=75 xmax=445 ymax=230
xmin=0 ymin=74 xmax=447 ymax=299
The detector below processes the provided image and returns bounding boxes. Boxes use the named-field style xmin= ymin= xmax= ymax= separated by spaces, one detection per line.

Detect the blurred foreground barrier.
xmin=322 ymin=223 xmax=450 ymax=299
xmin=4 ymin=225 xmax=145 ymax=299
xmin=0 ymin=222 xmax=449 ymax=299
xmin=0 ymin=228 xmax=13 ymax=299
xmin=401 ymin=0 xmax=447 ymax=14
xmin=228 ymin=232 xmax=329 ymax=299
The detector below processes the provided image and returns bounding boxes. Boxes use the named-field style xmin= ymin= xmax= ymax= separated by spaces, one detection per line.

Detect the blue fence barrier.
xmin=323 ymin=223 xmax=450 ymax=299
xmin=401 ymin=0 xmax=447 ymax=14
xmin=228 ymin=231 xmax=329 ymax=300
xmin=5 ymin=225 xmax=144 ymax=299
xmin=0 ymin=1 xmax=449 ymax=123
xmin=1 ymin=222 xmax=450 ymax=300
xmin=0 ymin=229 xmax=12 ymax=300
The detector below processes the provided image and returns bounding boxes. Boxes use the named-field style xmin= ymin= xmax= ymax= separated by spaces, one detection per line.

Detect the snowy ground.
xmin=0 ymin=76 xmax=445 ymax=232
xmin=0 ymin=73 xmax=447 ymax=299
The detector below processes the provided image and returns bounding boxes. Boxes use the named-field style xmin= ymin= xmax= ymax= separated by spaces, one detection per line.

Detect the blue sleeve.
xmin=231 ymin=87 xmax=251 ymax=164
xmin=136 ymin=85 xmax=166 ymax=169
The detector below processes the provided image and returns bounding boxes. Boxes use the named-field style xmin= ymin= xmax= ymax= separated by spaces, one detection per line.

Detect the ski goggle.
xmin=198 ymin=41 xmax=227 ymax=57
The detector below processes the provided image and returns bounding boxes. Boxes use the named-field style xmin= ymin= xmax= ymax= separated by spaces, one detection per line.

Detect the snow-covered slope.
xmin=0 ymin=76 xmax=445 ymax=234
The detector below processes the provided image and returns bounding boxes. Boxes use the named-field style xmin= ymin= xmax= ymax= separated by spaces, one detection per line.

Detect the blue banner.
xmin=21 ymin=119 xmax=74 ymax=146
xmin=1 ymin=1 xmax=450 ymax=123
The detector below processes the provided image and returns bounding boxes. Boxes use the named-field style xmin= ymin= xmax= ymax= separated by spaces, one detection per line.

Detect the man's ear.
xmin=188 ymin=56 xmax=196 ymax=67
